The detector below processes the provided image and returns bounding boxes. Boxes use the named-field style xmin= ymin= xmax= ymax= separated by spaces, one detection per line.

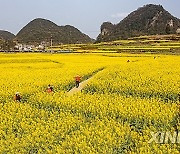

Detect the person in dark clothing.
xmin=75 ymin=75 xmax=81 ymax=88
xmin=47 ymin=84 xmax=54 ymax=93
xmin=14 ymin=92 xmax=21 ymax=102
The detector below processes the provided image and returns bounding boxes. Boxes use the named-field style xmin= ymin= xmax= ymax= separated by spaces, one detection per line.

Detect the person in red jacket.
xmin=75 ymin=75 xmax=81 ymax=88
xmin=14 ymin=92 xmax=21 ymax=102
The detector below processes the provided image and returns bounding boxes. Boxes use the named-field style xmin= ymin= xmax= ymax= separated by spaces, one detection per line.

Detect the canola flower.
xmin=0 ymin=53 xmax=179 ymax=153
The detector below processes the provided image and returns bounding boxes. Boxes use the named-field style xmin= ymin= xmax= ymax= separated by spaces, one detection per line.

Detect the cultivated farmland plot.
xmin=0 ymin=53 xmax=179 ymax=153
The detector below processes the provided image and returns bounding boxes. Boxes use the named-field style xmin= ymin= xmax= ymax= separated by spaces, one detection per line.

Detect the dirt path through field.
xmin=67 ymin=69 xmax=104 ymax=96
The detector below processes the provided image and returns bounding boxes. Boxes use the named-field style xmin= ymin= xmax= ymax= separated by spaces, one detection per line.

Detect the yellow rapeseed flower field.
xmin=0 ymin=53 xmax=179 ymax=153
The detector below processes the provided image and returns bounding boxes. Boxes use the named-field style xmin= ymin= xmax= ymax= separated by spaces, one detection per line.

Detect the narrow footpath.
xmin=67 ymin=69 xmax=104 ymax=96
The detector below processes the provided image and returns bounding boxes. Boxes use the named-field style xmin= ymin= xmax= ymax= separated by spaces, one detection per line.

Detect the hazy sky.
xmin=0 ymin=0 xmax=179 ymax=38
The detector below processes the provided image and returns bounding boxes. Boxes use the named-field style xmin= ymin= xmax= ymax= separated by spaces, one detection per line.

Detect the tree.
xmin=1 ymin=40 xmax=16 ymax=51
xmin=165 ymin=24 xmax=171 ymax=34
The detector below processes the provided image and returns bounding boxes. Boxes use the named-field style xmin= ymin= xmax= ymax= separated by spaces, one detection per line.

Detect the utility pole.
xmin=50 ymin=38 xmax=53 ymax=54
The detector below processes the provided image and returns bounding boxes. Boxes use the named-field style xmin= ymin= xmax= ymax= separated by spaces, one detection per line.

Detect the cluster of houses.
xmin=14 ymin=42 xmax=46 ymax=52
xmin=176 ymin=28 xmax=180 ymax=34
xmin=14 ymin=44 xmax=34 ymax=52
xmin=12 ymin=42 xmax=72 ymax=53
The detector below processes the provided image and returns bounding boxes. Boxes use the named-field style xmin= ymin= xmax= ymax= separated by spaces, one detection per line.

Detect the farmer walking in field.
xmin=75 ymin=75 xmax=81 ymax=88
xmin=47 ymin=84 xmax=54 ymax=93
xmin=14 ymin=92 xmax=21 ymax=102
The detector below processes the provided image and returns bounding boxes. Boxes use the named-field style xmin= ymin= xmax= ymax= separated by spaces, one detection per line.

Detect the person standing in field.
xmin=75 ymin=75 xmax=81 ymax=88
xmin=47 ymin=84 xmax=54 ymax=93
xmin=14 ymin=92 xmax=21 ymax=102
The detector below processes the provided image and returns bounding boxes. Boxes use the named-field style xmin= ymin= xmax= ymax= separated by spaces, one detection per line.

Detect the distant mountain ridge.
xmin=0 ymin=30 xmax=15 ymax=40
xmin=1 ymin=4 xmax=180 ymax=44
xmin=15 ymin=18 xmax=92 ymax=44
xmin=97 ymin=4 xmax=180 ymax=42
